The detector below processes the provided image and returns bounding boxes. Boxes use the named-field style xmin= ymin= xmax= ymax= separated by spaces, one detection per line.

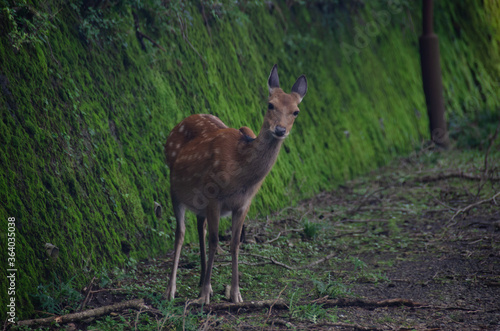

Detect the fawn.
xmin=164 ymin=64 xmax=307 ymax=304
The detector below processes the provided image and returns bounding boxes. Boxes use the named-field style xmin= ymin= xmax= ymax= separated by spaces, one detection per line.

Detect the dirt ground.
xmin=14 ymin=148 xmax=500 ymax=330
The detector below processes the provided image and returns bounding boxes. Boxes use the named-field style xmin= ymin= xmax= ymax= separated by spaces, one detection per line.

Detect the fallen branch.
xmin=412 ymin=172 xmax=500 ymax=183
xmin=268 ymin=318 xmax=378 ymax=331
xmin=209 ymin=299 xmax=288 ymax=311
xmin=17 ymin=299 xmax=146 ymax=327
xmin=207 ymin=297 xmax=424 ymax=311
xmin=316 ymin=321 xmax=381 ymax=331
xmin=450 ymin=191 xmax=500 ymax=221
xmin=319 ymin=297 xmax=425 ymax=309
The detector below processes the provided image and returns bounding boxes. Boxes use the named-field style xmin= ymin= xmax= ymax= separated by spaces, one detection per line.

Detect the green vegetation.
xmin=0 ymin=0 xmax=499 ymax=319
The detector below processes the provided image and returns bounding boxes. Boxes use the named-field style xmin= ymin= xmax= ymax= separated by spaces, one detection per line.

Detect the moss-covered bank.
xmin=0 ymin=0 xmax=498 ymax=319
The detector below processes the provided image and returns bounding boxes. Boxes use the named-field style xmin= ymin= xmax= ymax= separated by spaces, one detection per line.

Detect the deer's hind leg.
xmin=165 ymin=195 xmax=186 ymax=300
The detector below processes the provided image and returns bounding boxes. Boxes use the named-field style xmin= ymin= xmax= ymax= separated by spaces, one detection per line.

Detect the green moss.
xmin=0 ymin=0 xmax=499 ymax=319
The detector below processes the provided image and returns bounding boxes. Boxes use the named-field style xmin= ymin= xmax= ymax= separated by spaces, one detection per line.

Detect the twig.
xmin=296 ymin=252 xmax=336 ymax=270
xmin=266 ymin=318 xmax=295 ymax=329
xmin=78 ymin=277 xmax=95 ymax=311
xmin=265 ymin=227 xmax=304 ymax=244
xmin=133 ymin=11 xmax=166 ymax=52
xmin=298 ymin=209 xmax=312 ymax=223
xmin=450 ymin=191 xmax=500 ymax=222
xmin=359 ymin=206 xmax=415 ymax=213
xmin=265 ymin=232 xmax=281 ymax=243
xmin=349 ymin=187 xmax=389 ymax=214
xmin=267 ymin=285 xmax=287 ymax=318
xmin=334 ymin=229 xmax=368 ymax=238
xmin=200 ymin=3 xmax=212 ymax=40
xmin=178 ymin=15 xmax=207 ymax=68
xmin=90 ymin=288 xmax=124 ymax=294
xmin=18 ymin=299 xmax=146 ymax=327
xmin=137 ymin=31 xmax=166 ymax=52
xmin=134 ymin=306 xmax=144 ymax=331
xmin=182 ymin=299 xmax=192 ymax=331
xmin=425 ymin=190 xmax=458 ymax=211
xmin=341 ymin=218 xmax=404 ymax=223
xmin=413 ymin=172 xmax=500 ymax=183
xmin=241 ymin=251 xmax=337 ymax=271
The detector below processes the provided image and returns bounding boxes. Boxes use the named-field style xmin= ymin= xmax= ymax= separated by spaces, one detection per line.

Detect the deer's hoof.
xmin=226 ymin=285 xmax=243 ymax=303
xmin=231 ymin=290 xmax=243 ymax=303
xmin=193 ymin=285 xmax=212 ymax=305
xmin=193 ymin=293 xmax=211 ymax=305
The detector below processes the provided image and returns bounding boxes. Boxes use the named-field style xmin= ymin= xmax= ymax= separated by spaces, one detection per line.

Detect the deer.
xmin=164 ymin=64 xmax=307 ymax=304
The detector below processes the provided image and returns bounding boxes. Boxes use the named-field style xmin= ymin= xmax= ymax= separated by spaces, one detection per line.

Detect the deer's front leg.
xmin=229 ymin=206 xmax=249 ymax=303
xmin=196 ymin=202 xmax=220 ymax=305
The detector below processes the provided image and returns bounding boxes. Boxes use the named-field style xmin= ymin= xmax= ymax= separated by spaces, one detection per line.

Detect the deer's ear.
xmin=291 ymin=75 xmax=307 ymax=103
xmin=268 ymin=64 xmax=280 ymax=95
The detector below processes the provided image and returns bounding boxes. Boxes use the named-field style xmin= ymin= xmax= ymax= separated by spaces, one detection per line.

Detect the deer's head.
xmin=264 ymin=64 xmax=307 ymax=140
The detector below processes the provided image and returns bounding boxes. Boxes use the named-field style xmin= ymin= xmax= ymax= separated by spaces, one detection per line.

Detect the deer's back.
xmin=165 ymin=114 xmax=227 ymax=167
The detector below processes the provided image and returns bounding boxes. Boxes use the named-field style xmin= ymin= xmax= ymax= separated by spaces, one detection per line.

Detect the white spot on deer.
xmin=179 ymin=124 xmax=185 ymax=133
xmin=176 ymin=143 xmax=181 ymax=149
xmin=214 ymin=148 xmax=220 ymax=155
xmin=169 ymin=142 xmax=173 ymax=147
xmin=171 ymin=151 xmax=176 ymax=158
xmin=214 ymin=160 xmax=220 ymax=167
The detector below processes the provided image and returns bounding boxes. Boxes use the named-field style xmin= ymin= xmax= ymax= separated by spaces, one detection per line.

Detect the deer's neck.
xmin=239 ymin=129 xmax=283 ymax=185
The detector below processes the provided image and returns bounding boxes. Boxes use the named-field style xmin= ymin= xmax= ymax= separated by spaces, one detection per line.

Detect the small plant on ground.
xmin=302 ymin=219 xmax=322 ymax=239
xmin=30 ymin=274 xmax=82 ymax=315
xmin=350 ymin=257 xmax=388 ymax=283
xmin=290 ymin=291 xmax=337 ymax=324
xmin=313 ymin=272 xmax=352 ymax=298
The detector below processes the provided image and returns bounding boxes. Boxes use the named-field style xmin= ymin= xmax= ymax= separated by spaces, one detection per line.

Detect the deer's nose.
xmin=274 ymin=126 xmax=286 ymax=137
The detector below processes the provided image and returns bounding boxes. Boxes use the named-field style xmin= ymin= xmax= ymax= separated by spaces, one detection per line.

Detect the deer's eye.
xmin=293 ymin=110 xmax=299 ymax=116
xmin=268 ymin=103 xmax=274 ymax=110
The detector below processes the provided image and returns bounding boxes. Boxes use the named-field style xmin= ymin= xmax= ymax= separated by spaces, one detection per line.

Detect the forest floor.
xmin=14 ymin=146 xmax=500 ymax=330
